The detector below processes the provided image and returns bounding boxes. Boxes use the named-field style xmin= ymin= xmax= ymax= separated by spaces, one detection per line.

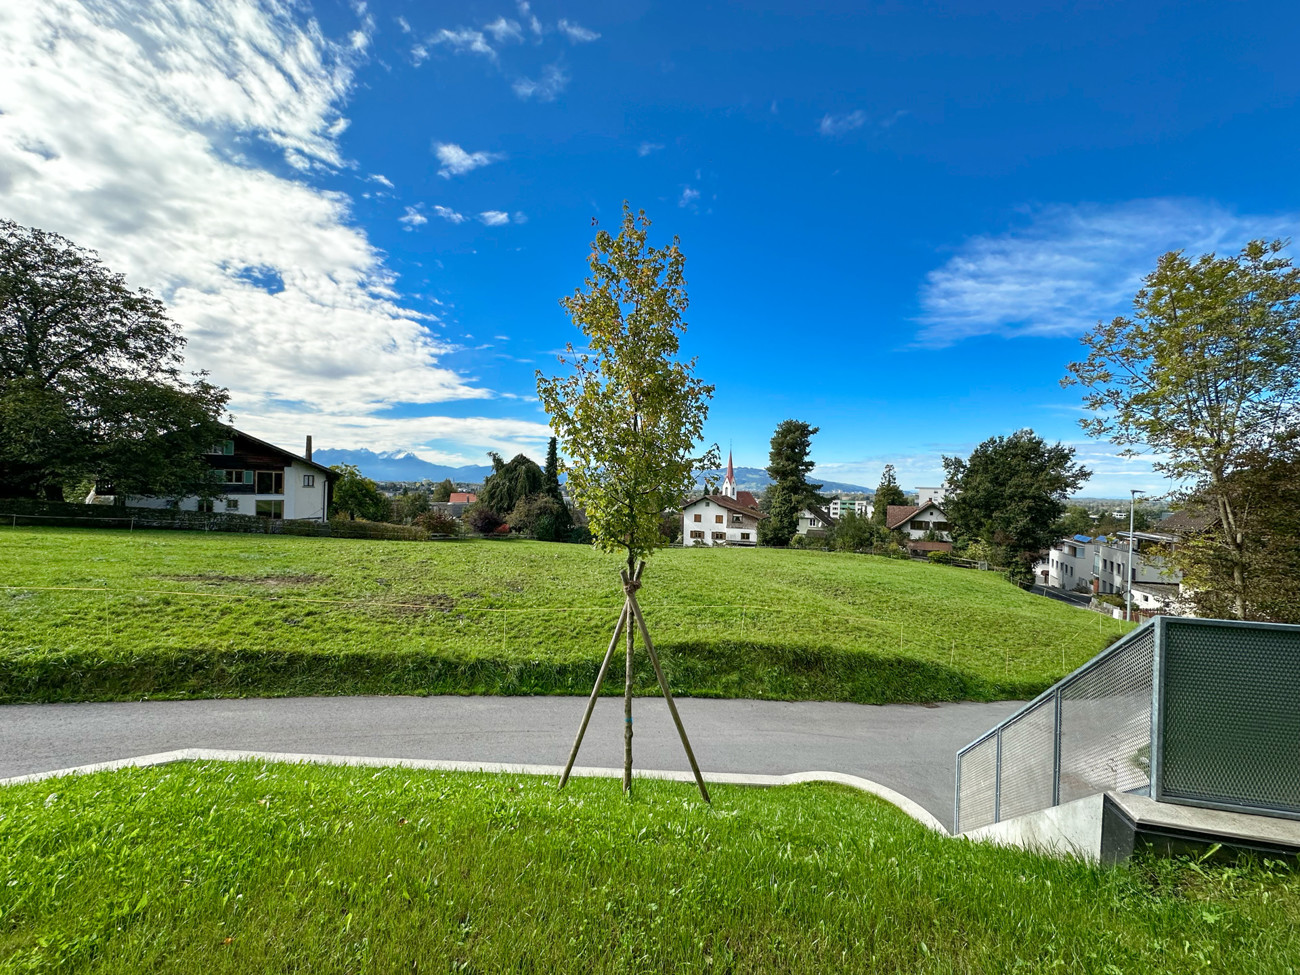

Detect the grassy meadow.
xmin=0 ymin=526 xmax=1131 ymax=704
xmin=2 ymin=761 xmax=1296 ymax=973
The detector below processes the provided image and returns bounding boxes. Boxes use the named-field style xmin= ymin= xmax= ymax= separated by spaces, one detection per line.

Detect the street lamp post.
xmin=1126 ymin=489 xmax=1144 ymax=622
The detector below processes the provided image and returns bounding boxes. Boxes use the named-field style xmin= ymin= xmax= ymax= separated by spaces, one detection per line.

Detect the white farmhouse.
xmin=127 ymin=428 xmax=337 ymax=522
xmin=680 ymin=452 xmax=765 ymax=546
xmin=884 ymin=502 xmax=953 ymax=555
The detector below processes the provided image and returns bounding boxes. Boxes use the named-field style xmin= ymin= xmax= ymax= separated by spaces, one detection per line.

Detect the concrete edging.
xmin=0 ymin=748 xmax=949 ymax=834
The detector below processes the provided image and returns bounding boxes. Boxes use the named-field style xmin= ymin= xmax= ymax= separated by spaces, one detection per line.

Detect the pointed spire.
xmin=726 ymin=450 xmax=734 ymax=483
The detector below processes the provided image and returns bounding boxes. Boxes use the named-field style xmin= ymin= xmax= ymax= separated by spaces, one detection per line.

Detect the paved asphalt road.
xmin=0 ymin=696 xmax=1022 ymax=831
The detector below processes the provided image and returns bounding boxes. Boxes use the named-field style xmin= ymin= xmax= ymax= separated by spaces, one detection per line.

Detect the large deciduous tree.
xmin=0 ymin=219 xmax=228 ymax=500
xmin=478 ymin=451 xmax=545 ymax=517
xmin=1064 ymin=240 xmax=1300 ymax=619
xmin=757 ymin=419 xmax=821 ymax=546
xmin=538 ymin=204 xmax=716 ymax=799
xmin=328 ymin=464 xmax=389 ymax=521
xmin=942 ymin=429 xmax=1090 ymax=578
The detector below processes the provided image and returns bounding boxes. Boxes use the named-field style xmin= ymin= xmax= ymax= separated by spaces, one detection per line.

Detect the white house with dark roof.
xmin=681 ymin=451 xmax=766 ymax=545
xmin=885 ymin=501 xmax=953 ymax=554
xmin=125 ymin=428 xmax=337 ymax=522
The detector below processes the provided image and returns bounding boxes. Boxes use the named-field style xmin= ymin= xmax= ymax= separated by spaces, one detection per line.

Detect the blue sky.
xmin=2 ymin=1 xmax=1298 ymax=495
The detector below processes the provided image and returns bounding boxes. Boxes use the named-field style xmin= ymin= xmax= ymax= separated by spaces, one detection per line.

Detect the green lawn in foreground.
xmin=2 ymin=762 xmax=1295 ymax=973
xmin=0 ymin=526 xmax=1131 ymax=704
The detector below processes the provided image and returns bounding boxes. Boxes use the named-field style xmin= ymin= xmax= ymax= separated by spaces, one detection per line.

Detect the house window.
xmin=255 ymin=471 xmax=285 ymax=494
xmin=197 ymin=499 xmax=215 ymax=513
xmin=224 ymin=470 xmax=253 ymax=485
xmin=255 ymin=500 xmax=284 ymax=519
xmin=693 ymin=514 xmax=702 ymax=523
xmin=303 ymin=474 xmax=315 ymax=488
xmin=225 ymin=499 xmax=240 ymax=512
xmin=689 ymin=530 xmax=704 ymax=539
xmin=740 ymin=532 xmax=750 ymax=541
xmin=711 ymin=532 xmax=726 ymax=541
xmin=207 ymin=440 xmax=234 ymax=455
xmin=715 ymin=515 xmax=724 ymax=524
xmin=732 ymin=515 xmax=742 ymax=524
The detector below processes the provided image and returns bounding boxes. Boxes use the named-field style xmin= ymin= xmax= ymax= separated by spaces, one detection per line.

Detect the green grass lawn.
xmin=0 ymin=526 xmax=1131 ymax=704
xmin=2 ymin=761 xmax=1295 ymax=973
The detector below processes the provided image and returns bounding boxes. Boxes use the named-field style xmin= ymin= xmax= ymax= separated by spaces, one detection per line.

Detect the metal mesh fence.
xmin=956 ymin=735 xmax=997 ymax=833
xmin=997 ymin=697 xmax=1058 ymax=821
xmin=1159 ymin=621 xmax=1300 ymax=817
xmin=1058 ymin=627 xmax=1154 ymax=805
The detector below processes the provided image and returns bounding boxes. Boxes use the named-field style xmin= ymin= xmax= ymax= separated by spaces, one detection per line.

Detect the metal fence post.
xmin=994 ymin=729 xmax=1003 ymax=823
xmin=954 ymin=755 xmax=962 ymax=834
xmin=1149 ymin=616 xmax=1166 ymax=801
xmin=1052 ymin=686 xmax=1062 ymax=807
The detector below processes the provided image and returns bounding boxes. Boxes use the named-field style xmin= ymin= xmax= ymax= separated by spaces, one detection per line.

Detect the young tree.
xmin=537 ymin=204 xmax=716 ymax=799
xmin=430 ymin=477 xmax=456 ymax=503
xmin=942 ymin=429 xmax=1090 ymax=579
xmin=1064 ymin=240 xmax=1300 ymax=618
xmin=870 ymin=464 xmax=908 ymax=526
xmin=329 ymin=464 xmax=389 ymax=521
xmin=757 ymin=419 xmax=821 ymax=546
xmin=0 ymin=219 xmax=228 ymax=500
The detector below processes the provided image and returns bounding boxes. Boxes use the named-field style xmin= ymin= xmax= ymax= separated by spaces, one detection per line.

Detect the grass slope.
xmin=2 ymin=762 xmax=1296 ymax=973
xmin=0 ymin=527 xmax=1131 ymax=704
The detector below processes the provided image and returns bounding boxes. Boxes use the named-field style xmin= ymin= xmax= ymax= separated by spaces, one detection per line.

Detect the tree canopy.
xmin=757 ymin=419 xmax=820 ymax=547
xmin=942 ymin=429 xmax=1090 ymax=577
xmin=478 ymin=451 xmax=545 ymax=516
xmin=537 ymin=204 xmax=716 ymax=573
xmin=1064 ymin=239 xmax=1300 ymax=618
xmin=870 ymin=464 xmax=908 ymax=526
xmin=329 ymin=464 xmax=389 ymax=521
xmin=430 ymin=478 xmax=456 ymax=503
xmin=0 ymin=219 xmax=228 ymax=500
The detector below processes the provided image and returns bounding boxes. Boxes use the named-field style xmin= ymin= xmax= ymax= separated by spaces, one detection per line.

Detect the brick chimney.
xmin=305 ymin=435 xmax=313 ymax=462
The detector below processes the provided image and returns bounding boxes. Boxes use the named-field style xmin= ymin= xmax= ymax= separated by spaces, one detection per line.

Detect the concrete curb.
xmin=0 ymin=748 xmax=949 ymax=834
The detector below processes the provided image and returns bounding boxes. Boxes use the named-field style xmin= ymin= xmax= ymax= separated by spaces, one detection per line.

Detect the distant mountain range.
xmin=311 ymin=449 xmax=492 ymax=484
xmin=695 ymin=467 xmax=873 ymax=496
xmin=314 ymin=451 xmax=875 ymax=495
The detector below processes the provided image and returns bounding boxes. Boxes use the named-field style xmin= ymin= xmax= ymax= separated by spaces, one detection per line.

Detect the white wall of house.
xmin=899 ymin=502 xmax=951 ymax=541
xmin=1038 ymin=538 xmax=1096 ymax=591
xmin=128 ymin=458 xmax=330 ymax=522
xmin=797 ymin=509 xmax=828 ymax=535
xmin=827 ymin=498 xmax=871 ymax=520
xmin=682 ymin=497 xmax=759 ymax=546
xmin=915 ymin=484 xmax=951 ymax=506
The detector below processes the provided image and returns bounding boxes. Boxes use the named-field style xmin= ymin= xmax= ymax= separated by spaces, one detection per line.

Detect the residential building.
xmin=796 ymin=504 xmax=836 ymax=537
xmin=449 ymin=492 xmax=477 ymax=503
xmin=885 ymin=502 xmax=953 ymax=554
xmin=1038 ymin=534 xmax=1098 ymax=591
xmin=680 ymin=451 xmax=765 ymax=546
xmin=914 ymin=483 xmax=952 ymax=506
xmin=827 ymin=497 xmax=872 ymax=520
xmin=126 ymin=428 xmax=336 ymax=522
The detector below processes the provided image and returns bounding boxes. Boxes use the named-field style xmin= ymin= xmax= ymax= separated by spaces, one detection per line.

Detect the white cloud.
xmin=0 ymin=0 xmax=497 ymax=430
xmin=511 ymin=211 xmax=528 ymax=224
xmin=916 ymin=199 xmax=1300 ymax=345
xmin=479 ymin=210 xmax=511 ymax=226
xmin=818 ymin=110 xmax=866 ymax=136
xmin=434 ymin=141 xmax=505 ymax=178
xmin=429 ymin=27 xmax=495 ymax=59
xmin=411 ymin=43 xmax=429 ymax=66
xmin=367 ymin=173 xmax=394 ymax=188
xmin=557 ymin=19 xmax=600 ymax=42
xmin=432 ymin=205 xmax=466 ymax=224
xmin=637 ymin=141 xmax=664 ymax=156
xmin=517 ymin=0 xmax=543 ymax=37
xmin=399 ymin=206 xmax=427 ymax=228
xmin=484 ymin=17 xmax=523 ymax=43
xmin=512 ymin=63 xmax=568 ymax=101
xmin=396 ymin=16 xmax=411 ymax=34
xmin=678 ymin=186 xmax=700 ymax=208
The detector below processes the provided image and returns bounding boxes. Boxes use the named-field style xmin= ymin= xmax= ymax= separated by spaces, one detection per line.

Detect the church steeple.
xmin=722 ymin=450 xmax=737 ymax=499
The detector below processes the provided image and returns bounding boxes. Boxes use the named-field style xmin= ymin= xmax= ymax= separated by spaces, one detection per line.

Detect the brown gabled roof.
xmin=1158 ymin=508 xmax=1218 ymax=535
xmin=683 ymin=493 xmax=769 ymax=519
xmin=885 ymin=504 xmax=919 ymax=530
xmin=807 ymin=503 xmax=836 ymax=527
xmin=735 ymin=490 xmax=761 ymax=510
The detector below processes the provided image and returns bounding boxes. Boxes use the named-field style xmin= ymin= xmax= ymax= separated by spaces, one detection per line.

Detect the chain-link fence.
xmin=956 ymin=617 xmax=1300 ymax=833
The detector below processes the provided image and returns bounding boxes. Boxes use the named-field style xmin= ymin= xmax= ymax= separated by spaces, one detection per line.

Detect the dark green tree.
xmin=541 ymin=435 xmax=573 ymax=536
xmin=870 ymin=464 xmax=908 ymax=526
xmin=430 ymin=477 xmax=455 ymax=503
xmin=479 ymin=451 xmax=545 ymax=515
xmin=0 ymin=219 xmax=228 ymax=500
xmin=757 ymin=419 xmax=821 ymax=546
xmin=942 ymin=429 xmax=1090 ymax=579
xmin=828 ymin=509 xmax=888 ymax=553
xmin=329 ymin=464 xmax=389 ymax=521
xmin=1056 ymin=505 xmax=1095 ymax=538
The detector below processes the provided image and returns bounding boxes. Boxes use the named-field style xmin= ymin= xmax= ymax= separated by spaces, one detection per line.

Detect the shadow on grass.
xmin=0 ymin=639 xmax=1046 ymax=705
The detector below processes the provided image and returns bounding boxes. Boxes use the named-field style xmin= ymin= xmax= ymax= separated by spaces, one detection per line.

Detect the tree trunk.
xmin=623 ymin=595 xmax=634 ymax=794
